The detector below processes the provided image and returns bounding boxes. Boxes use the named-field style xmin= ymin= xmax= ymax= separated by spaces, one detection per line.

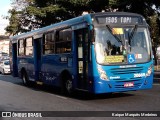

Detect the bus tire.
xmin=65 ymin=79 xmax=73 ymax=95
xmin=21 ymin=70 xmax=29 ymax=86
xmin=60 ymin=72 xmax=73 ymax=95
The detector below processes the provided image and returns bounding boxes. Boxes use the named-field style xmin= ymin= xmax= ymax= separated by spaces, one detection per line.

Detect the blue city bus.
xmin=10 ymin=12 xmax=153 ymax=94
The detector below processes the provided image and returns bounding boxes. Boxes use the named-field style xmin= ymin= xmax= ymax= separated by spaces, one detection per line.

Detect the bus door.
xmin=33 ymin=37 xmax=42 ymax=82
xmin=11 ymin=42 xmax=18 ymax=77
xmin=75 ymin=28 xmax=89 ymax=90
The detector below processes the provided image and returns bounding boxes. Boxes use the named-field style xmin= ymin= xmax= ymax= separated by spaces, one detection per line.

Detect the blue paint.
xmin=128 ymin=54 xmax=136 ymax=63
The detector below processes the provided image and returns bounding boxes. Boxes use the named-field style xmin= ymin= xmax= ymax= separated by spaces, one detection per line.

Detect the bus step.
xmin=36 ymin=81 xmax=43 ymax=85
xmin=75 ymin=88 xmax=89 ymax=92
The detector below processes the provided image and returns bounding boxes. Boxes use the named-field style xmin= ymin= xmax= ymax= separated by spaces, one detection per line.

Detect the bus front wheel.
xmin=65 ymin=79 xmax=73 ymax=94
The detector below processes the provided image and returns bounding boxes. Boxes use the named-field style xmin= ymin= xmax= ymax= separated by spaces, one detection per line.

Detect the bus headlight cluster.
xmin=97 ymin=68 xmax=108 ymax=80
xmin=146 ymin=65 xmax=152 ymax=77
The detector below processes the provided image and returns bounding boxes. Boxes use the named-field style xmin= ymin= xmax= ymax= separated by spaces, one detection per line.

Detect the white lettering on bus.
xmin=121 ymin=17 xmax=131 ymax=23
xmin=106 ymin=17 xmax=117 ymax=23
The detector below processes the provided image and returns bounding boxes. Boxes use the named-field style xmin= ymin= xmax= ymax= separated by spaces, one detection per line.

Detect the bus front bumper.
xmin=92 ymin=74 xmax=153 ymax=94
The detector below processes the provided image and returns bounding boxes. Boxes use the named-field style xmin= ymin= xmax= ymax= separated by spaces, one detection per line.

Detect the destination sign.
xmin=96 ymin=16 xmax=142 ymax=24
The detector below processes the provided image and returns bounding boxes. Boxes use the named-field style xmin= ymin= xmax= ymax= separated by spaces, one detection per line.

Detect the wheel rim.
xmin=66 ymin=80 xmax=72 ymax=93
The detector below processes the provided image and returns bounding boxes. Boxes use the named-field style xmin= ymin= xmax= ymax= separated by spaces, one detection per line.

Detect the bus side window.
xmin=18 ymin=39 xmax=25 ymax=56
xmin=55 ymin=28 xmax=72 ymax=54
xmin=43 ymin=31 xmax=55 ymax=55
xmin=25 ymin=37 xmax=33 ymax=56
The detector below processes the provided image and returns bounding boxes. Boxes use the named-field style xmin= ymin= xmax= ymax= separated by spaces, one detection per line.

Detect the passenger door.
xmin=10 ymin=43 xmax=18 ymax=77
xmin=33 ymin=37 xmax=42 ymax=81
xmin=75 ymin=28 xmax=89 ymax=90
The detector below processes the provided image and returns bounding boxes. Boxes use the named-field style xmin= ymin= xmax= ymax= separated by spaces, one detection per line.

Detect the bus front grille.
xmin=109 ymin=66 xmax=144 ymax=90
xmin=110 ymin=67 xmax=143 ymax=75
xmin=112 ymin=77 xmax=142 ymax=82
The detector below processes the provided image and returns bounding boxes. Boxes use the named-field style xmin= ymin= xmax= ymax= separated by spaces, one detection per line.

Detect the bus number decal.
xmin=134 ymin=73 xmax=145 ymax=78
xmin=106 ymin=17 xmax=117 ymax=24
xmin=60 ymin=57 xmax=67 ymax=62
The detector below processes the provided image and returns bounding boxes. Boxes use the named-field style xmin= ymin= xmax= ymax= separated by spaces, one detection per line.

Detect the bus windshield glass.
xmin=95 ymin=26 xmax=151 ymax=65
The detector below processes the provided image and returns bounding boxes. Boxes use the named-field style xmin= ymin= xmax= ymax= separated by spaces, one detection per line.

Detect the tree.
xmin=108 ymin=0 xmax=158 ymax=17
xmin=149 ymin=14 xmax=160 ymax=65
xmin=5 ymin=0 xmax=30 ymax=35
xmin=5 ymin=0 xmax=109 ymax=34
xmin=25 ymin=0 xmax=109 ymax=27
xmin=5 ymin=9 xmax=21 ymax=35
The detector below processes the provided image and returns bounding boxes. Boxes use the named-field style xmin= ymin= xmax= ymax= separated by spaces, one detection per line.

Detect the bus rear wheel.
xmin=21 ymin=71 xmax=29 ymax=86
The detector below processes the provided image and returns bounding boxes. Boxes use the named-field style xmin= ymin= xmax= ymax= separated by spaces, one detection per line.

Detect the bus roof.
xmin=10 ymin=13 xmax=92 ymax=43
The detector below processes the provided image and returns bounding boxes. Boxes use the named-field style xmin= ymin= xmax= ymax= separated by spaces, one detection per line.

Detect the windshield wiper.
xmin=128 ymin=24 xmax=138 ymax=47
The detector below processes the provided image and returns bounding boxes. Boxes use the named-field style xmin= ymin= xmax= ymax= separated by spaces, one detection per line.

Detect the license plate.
xmin=124 ymin=82 xmax=134 ymax=87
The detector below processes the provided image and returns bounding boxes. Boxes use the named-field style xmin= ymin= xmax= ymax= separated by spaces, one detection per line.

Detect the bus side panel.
xmin=87 ymin=46 xmax=94 ymax=93
xmin=17 ymin=57 xmax=34 ymax=80
xmin=17 ymin=57 xmax=25 ymax=77
xmin=26 ymin=57 xmax=35 ymax=80
xmin=41 ymin=55 xmax=58 ymax=85
xmin=41 ymin=54 xmax=72 ymax=86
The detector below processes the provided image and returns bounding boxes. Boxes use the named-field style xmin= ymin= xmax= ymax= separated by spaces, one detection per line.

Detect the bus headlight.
xmin=98 ymin=68 xmax=108 ymax=80
xmin=146 ymin=65 xmax=152 ymax=77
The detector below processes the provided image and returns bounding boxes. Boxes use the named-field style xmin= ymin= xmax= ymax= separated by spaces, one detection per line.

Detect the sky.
xmin=0 ymin=0 xmax=12 ymax=35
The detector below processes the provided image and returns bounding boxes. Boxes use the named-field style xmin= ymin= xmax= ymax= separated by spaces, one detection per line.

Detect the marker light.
xmin=97 ymin=68 xmax=108 ymax=80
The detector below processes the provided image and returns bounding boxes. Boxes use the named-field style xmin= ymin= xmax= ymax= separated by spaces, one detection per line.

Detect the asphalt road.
xmin=0 ymin=75 xmax=159 ymax=120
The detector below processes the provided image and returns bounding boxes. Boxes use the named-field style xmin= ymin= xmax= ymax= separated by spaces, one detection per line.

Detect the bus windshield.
xmin=95 ymin=26 xmax=151 ymax=65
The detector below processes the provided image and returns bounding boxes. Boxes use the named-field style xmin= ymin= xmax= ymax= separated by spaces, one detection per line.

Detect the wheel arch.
xmin=60 ymin=69 xmax=72 ymax=83
xmin=20 ymin=67 xmax=27 ymax=78
xmin=60 ymin=69 xmax=73 ymax=92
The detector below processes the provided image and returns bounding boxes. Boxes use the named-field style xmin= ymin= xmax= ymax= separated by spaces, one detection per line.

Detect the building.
xmin=0 ymin=35 xmax=9 ymax=54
